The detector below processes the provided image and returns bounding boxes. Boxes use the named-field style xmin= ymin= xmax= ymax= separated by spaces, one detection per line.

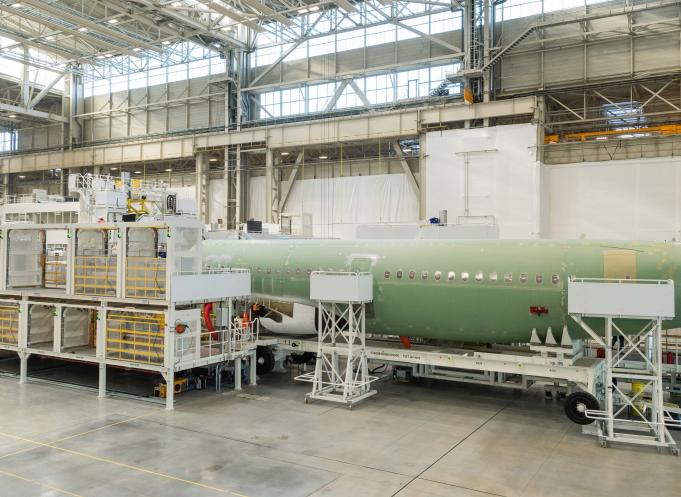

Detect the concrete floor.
xmin=0 ymin=372 xmax=679 ymax=497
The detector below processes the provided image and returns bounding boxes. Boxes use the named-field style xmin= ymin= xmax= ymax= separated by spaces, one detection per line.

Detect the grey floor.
xmin=0 ymin=372 xmax=679 ymax=497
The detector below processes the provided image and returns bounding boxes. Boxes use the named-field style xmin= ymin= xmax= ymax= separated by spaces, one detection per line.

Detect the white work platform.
xmin=309 ymin=271 xmax=373 ymax=302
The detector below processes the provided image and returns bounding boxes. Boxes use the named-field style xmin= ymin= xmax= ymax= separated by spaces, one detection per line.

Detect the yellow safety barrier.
xmin=125 ymin=257 xmax=166 ymax=299
xmin=74 ymin=256 xmax=117 ymax=296
xmin=0 ymin=304 xmax=20 ymax=345
xmin=106 ymin=311 xmax=165 ymax=366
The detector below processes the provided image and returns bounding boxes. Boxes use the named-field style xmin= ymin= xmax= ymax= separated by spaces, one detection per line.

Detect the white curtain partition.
xmin=249 ymin=173 xmax=419 ymax=239
xmin=542 ymin=156 xmax=681 ymax=241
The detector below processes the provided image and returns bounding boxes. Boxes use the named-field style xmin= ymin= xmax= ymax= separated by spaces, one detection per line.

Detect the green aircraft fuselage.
xmin=202 ymin=239 xmax=681 ymax=343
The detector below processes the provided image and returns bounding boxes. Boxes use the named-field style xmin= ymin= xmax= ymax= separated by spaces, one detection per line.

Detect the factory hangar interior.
xmin=0 ymin=1 xmax=680 ymax=496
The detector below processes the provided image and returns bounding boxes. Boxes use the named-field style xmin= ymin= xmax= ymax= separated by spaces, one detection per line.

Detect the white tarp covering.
xmin=543 ymin=156 xmax=681 ymax=240
xmin=426 ymin=123 xmax=540 ymax=239
xmin=249 ymin=173 xmax=419 ymax=239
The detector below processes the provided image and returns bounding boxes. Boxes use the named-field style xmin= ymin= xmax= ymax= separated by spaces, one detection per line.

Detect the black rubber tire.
xmin=256 ymin=346 xmax=275 ymax=376
xmin=564 ymin=391 xmax=599 ymax=425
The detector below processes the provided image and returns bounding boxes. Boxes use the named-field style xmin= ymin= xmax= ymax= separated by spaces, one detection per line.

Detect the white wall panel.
xmin=543 ymin=157 xmax=681 ymax=240
xmin=426 ymin=123 xmax=540 ymax=238
xmin=248 ymin=173 xmax=418 ymax=239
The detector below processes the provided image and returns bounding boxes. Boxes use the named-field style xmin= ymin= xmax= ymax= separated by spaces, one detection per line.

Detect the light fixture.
xmin=309 ymin=5 xmax=319 ymax=11
xmin=162 ymin=40 xmax=171 ymax=45
xmin=78 ymin=27 xmax=88 ymax=32
xmin=134 ymin=171 xmax=141 ymax=174
xmin=280 ymin=152 xmax=289 ymax=156
xmin=46 ymin=35 xmax=55 ymax=41
xmin=110 ymin=167 xmax=118 ymax=171
xmin=108 ymin=19 xmax=118 ymax=24
xmin=96 ymin=55 xmax=105 ymax=59
xmin=165 ymin=168 xmax=172 ymax=172
xmin=133 ymin=47 xmax=141 ymax=52
xmin=8 ymin=114 xmax=16 ymax=118
xmin=11 ymin=3 xmax=22 ymax=8
xmin=209 ymin=157 xmax=218 ymax=162
xmin=297 ymin=8 xmax=308 ymax=14
xmin=318 ymin=155 xmax=328 ymax=160
xmin=18 ymin=175 xmax=25 ymax=179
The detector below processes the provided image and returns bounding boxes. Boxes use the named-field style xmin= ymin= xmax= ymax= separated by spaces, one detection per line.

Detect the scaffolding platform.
xmin=569 ymin=278 xmax=680 ymax=455
xmin=0 ymin=220 xmax=255 ymax=409
xmin=296 ymin=271 xmax=378 ymax=407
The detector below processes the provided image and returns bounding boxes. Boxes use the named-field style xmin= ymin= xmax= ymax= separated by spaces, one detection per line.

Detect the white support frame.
xmin=297 ymin=271 xmax=377 ymax=407
xmin=569 ymin=278 xmax=679 ymax=454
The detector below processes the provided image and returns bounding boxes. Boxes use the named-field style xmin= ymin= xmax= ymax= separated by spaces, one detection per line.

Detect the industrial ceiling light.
xmin=108 ymin=18 xmax=118 ymax=24
xmin=11 ymin=3 xmax=22 ymax=8
xmin=46 ymin=35 xmax=55 ymax=41
xmin=134 ymin=171 xmax=141 ymax=174
xmin=133 ymin=47 xmax=141 ymax=52
xmin=110 ymin=167 xmax=118 ymax=171
xmin=78 ymin=27 xmax=88 ymax=32
xmin=209 ymin=157 xmax=218 ymax=162
xmin=309 ymin=5 xmax=319 ymax=11
xmin=281 ymin=152 xmax=289 ymax=156
xmin=165 ymin=168 xmax=172 ymax=172
xmin=162 ymin=40 xmax=171 ymax=45
xmin=8 ymin=114 xmax=16 ymax=118
xmin=318 ymin=155 xmax=328 ymax=160
xmin=298 ymin=8 xmax=308 ymax=14
xmin=18 ymin=175 xmax=25 ymax=179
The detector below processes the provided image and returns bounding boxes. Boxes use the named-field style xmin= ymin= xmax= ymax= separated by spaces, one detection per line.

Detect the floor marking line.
xmin=0 ymin=468 xmax=85 ymax=497
xmin=0 ymin=431 xmax=247 ymax=497
xmin=0 ymin=411 xmax=156 ymax=462
xmin=389 ymin=401 xmax=512 ymax=497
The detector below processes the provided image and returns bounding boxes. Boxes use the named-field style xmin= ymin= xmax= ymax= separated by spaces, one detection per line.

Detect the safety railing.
xmin=125 ymin=256 xmax=166 ymax=299
xmin=74 ymin=254 xmax=117 ymax=296
xmin=174 ymin=319 xmax=259 ymax=366
xmin=44 ymin=255 xmax=67 ymax=289
xmin=105 ymin=311 xmax=165 ymax=366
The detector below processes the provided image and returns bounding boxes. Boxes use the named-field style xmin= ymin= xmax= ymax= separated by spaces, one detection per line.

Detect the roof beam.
xmin=335 ymin=0 xmax=358 ymax=13
xmin=278 ymin=150 xmax=305 ymax=211
xmin=0 ymin=102 xmax=68 ymax=123
xmin=20 ymin=0 xmax=163 ymax=53
xmin=28 ymin=71 xmax=66 ymax=109
xmin=372 ymin=5 xmax=461 ymax=53
xmin=198 ymin=1 xmax=264 ymax=33
xmin=0 ymin=4 xmax=139 ymax=57
xmin=238 ymin=0 xmax=293 ymax=26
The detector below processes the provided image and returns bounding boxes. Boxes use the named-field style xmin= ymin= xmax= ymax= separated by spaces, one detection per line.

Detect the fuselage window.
xmin=266 ymin=268 xmax=271 ymax=274
xmin=296 ymin=268 xmax=301 ymax=274
xmin=447 ymin=271 xmax=455 ymax=281
xmin=475 ymin=271 xmax=483 ymax=282
xmin=552 ymin=274 xmax=560 ymax=285
xmin=461 ymin=272 xmax=469 ymax=282
xmin=504 ymin=272 xmax=512 ymax=283
xmin=535 ymin=274 xmax=543 ymax=284
xmin=519 ymin=272 xmax=528 ymax=283
xmin=306 ymin=269 xmax=312 ymax=275
xmin=408 ymin=271 xmax=415 ymax=280
xmin=396 ymin=270 xmax=403 ymax=279
xmin=490 ymin=272 xmax=498 ymax=282
xmin=384 ymin=271 xmax=390 ymax=279
xmin=434 ymin=271 xmax=442 ymax=281
xmin=422 ymin=271 xmax=428 ymax=280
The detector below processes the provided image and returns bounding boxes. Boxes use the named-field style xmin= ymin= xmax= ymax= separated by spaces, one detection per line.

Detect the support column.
xmin=234 ymin=357 xmax=242 ymax=391
xmin=19 ymin=351 xmax=29 ymax=384
xmin=249 ymin=350 xmax=257 ymax=386
xmin=264 ymin=148 xmax=275 ymax=223
xmin=165 ymin=369 xmax=174 ymax=410
xmin=418 ymin=132 xmax=427 ymax=219
xmin=98 ymin=363 xmax=107 ymax=398
xmin=195 ymin=152 xmax=208 ymax=224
